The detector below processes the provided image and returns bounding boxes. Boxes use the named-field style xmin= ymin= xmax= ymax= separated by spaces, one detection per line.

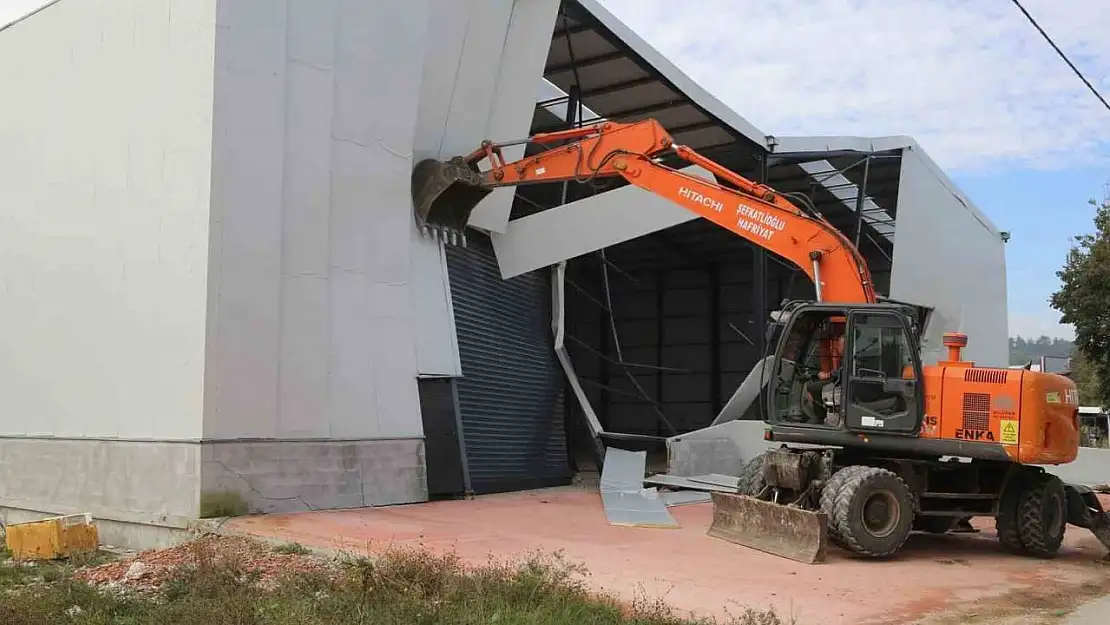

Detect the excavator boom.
xmin=411 ymin=118 xmax=877 ymax=563
xmin=411 ymin=119 xmax=877 ymax=304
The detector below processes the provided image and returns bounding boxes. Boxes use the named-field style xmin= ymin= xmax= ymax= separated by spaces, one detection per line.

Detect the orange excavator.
xmin=410 ymin=118 xmax=1110 ymax=563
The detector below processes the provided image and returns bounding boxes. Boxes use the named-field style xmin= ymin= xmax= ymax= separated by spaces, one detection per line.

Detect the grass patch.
xmin=271 ymin=541 xmax=311 ymax=556
xmin=0 ymin=540 xmax=790 ymax=624
xmin=0 ymin=549 xmax=114 ymax=592
xmin=199 ymin=490 xmax=250 ymax=518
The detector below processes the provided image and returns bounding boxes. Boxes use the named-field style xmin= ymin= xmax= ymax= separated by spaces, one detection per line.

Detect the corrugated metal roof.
xmin=518 ymin=0 xmax=903 ymax=255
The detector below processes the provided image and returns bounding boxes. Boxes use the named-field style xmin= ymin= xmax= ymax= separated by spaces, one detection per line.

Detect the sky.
xmin=2 ymin=0 xmax=1107 ymax=340
xmin=593 ymin=0 xmax=1110 ymax=340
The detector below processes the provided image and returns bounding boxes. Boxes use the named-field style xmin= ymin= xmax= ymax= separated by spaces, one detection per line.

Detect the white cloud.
xmin=596 ymin=0 xmax=1110 ymax=172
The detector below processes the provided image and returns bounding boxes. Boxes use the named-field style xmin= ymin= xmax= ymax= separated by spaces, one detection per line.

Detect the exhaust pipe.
xmin=411 ymin=156 xmax=492 ymax=233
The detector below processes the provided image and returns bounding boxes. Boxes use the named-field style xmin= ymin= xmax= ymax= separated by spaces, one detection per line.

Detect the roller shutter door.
xmin=444 ymin=233 xmax=571 ymax=494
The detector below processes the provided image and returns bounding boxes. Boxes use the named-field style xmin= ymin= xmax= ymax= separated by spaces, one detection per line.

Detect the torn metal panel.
xmin=710 ymin=355 xmax=775 ymax=427
xmin=666 ymin=420 xmax=775 ymax=478
xmin=467 ymin=0 xmax=561 ymax=233
xmin=551 ymin=262 xmax=604 ymax=440
xmin=643 ymin=474 xmax=738 ymax=494
xmin=492 ymin=165 xmax=713 ymax=280
xmin=599 ymin=447 xmax=678 ymax=528
xmin=661 ymin=490 xmax=712 ymax=507
xmin=599 ymin=446 xmax=646 ymax=492
xmin=689 ymin=474 xmax=741 ymax=490
xmin=601 ymin=491 xmax=679 ymax=528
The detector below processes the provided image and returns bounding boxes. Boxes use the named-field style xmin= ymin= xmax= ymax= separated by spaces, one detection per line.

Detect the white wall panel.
xmin=205 ymin=0 xmax=429 ymax=440
xmin=410 ymin=0 xmax=560 ymax=376
xmin=410 ymin=233 xmax=462 ymax=377
xmin=468 ymin=0 xmax=563 ymax=232
xmin=491 ymin=166 xmax=713 ymax=278
xmin=204 ymin=0 xmax=288 ymax=440
xmin=890 ymin=147 xmax=1009 ymax=367
xmin=0 ymin=0 xmax=217 ymax=440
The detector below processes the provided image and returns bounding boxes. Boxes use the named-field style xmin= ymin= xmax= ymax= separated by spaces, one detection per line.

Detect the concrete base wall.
xmin=0 ymin=437 xmax=427 ymax=549
xmin=201 ymin=438 xmax=427 ymax=515
xmin=0 ymin=438 xmax=202 ymax=521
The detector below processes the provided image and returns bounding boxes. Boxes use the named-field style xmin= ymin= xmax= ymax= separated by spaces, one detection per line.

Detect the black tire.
xmin=996 ymin=470 xmax=1030 ymax=554
xmin=738 ymin=451 xmax=769 ymax=497
xmin=829 ymin=466 xmax=915 ymax=557
xmin=914 ymin=516 xmax=955 ymax=534
xmin=820 ymin=465 xmax=869 ymax=544
xmin=1016 ymin=472 xmax=1066 ymax=558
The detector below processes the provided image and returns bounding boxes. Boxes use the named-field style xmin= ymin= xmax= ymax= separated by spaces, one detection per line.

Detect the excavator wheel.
xmin=827 ymin=465 xmax=914 ymax=558
xmin=737 ymin=451 xmax=769 ymax=497
xmin=1016 ymin=472 xmax=1066 ymax=558
xmin=995 ymin=469 xmax=1031 ymax=554
xmin=820 ymin=465 xmax=870 ymax=544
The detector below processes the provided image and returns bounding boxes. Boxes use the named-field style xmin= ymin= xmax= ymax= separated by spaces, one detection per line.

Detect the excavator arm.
xmin=411 ymin=118 xmax=877 ymax=304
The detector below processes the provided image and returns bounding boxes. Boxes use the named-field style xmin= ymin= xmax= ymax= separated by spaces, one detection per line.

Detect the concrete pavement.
xmin=222 ymin=486 xmax=1110 ymax=625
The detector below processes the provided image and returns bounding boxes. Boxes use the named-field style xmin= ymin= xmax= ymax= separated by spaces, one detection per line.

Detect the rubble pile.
xmin=74 ymin=535 xmax=335 ymax=593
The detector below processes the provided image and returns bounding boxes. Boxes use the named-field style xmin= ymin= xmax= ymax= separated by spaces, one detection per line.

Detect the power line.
xmin=1009 ymin=0 xmax=1110 ymax=114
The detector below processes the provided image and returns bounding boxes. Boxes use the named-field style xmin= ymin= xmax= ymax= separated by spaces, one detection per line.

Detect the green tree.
xmin=1050 ymin=195 xmax=1110 ymax=407
xmin=1069 ymin=348 xmax=1102 ymax=406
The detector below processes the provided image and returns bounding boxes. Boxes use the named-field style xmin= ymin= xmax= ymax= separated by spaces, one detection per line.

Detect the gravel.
xmin=73 ymin=535 xmax=335 ymax=593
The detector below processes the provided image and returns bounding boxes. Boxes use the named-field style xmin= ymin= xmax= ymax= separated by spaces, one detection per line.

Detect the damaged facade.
xmin=0 ymin=0 xmax=1007 ymax=547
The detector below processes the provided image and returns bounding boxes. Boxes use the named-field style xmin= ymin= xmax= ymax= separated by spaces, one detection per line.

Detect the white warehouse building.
xmin=0 ymin=0 xmax=1008 ymax=546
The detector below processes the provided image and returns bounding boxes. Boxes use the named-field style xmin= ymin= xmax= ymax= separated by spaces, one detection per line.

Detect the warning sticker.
xmin=1000 ymin=419 xmax=1019 ymax=445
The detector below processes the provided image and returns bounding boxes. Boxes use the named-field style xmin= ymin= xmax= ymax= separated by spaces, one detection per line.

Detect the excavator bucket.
xmin=707 ymin=492 xmax=828 ymax=564
xmin=411 ymin=156 xmax=492 ymax=231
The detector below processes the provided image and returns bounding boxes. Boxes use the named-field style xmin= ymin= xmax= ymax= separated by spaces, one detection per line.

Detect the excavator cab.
xmin=765 ymin=302 xmax=925 ymax=436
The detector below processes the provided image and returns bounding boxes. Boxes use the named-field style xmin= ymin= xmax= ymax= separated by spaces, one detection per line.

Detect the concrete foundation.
xmin=0 ymin=438 xmax=202 ymax=521
xmin=201 ymin=438 xmax=428 ymax=515
xmin=0 ymin=436 xmax=427 ymax=549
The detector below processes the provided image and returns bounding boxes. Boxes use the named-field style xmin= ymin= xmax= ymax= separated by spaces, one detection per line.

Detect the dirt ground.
xmin=223 ymin=488 xmax=1110 ymax=625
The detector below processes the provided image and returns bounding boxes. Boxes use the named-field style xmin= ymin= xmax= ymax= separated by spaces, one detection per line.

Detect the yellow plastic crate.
xmin=4 ymin=513 xmax=99 ymax=561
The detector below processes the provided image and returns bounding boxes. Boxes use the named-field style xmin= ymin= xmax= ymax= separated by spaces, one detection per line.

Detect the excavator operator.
xmin=803 ymin=317 xmax=846 ymax=425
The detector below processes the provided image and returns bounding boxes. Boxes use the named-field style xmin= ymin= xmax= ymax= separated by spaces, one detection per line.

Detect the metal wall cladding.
xmin=444 ymin=233 xmax=571 ymax=494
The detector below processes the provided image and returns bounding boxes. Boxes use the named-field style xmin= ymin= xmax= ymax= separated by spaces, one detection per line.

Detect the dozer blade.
xmin=411 ymin=156 xmax=492 ymax=231
xmin=707 ymin=492 xmax=828 ymax=564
